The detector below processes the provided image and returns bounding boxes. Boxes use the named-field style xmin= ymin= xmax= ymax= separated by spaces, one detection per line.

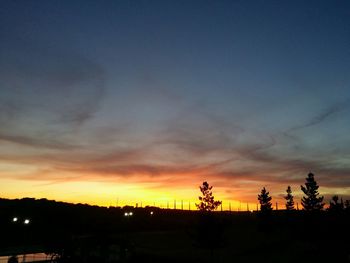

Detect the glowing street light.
xmin=150 ymin=211 xmax=154 ymax=215
xmin=12 ymin=217 xmax=18 ymax=222
xmin=24 ymin=219 xmax=30 ymax=224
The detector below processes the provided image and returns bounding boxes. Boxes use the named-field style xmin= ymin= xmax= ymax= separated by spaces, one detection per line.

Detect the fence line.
xmin=112 ymin=200 xmax=288 ymax=211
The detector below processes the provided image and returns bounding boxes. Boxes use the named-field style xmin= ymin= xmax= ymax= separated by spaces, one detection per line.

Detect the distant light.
xmin=129 ymin=212 xmax=133 ymax=216
xmin=24 ymin=219 xmax=30 ymax=224
xmin=124 ymin=212 xmax=128 ymax=216
xmin=150 ymin=211 xmax=154 ymax=215
xmin=12 ymin=217 xmax=18 ymax=222
xmin=250 ymin=210 xmax=254 ymax=213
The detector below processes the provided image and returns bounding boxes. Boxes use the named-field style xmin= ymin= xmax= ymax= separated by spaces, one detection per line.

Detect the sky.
xmin=0 ymin=0 xmax=350 ymax=209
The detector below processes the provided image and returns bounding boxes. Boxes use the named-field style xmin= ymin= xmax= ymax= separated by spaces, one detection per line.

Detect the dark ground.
xmin=1 ymin=198 xmax=349 ymax=263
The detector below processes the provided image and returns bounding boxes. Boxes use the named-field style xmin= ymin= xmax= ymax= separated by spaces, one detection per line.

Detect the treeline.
xmin=196 ymin=172 xmax=350 ymax=214
xmin=257 ymin=172 xmax=350 ymax=213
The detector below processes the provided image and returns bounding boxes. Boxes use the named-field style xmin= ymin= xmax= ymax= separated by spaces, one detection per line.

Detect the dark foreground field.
xmin=1 ymin=198 xmax=349 ymax=263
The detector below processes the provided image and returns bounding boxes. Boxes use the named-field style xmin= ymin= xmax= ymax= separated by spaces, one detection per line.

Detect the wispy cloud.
xmin=0 ymin=133 xmax=77 ymax=150
xmin=287 ymin=99 xmax=350 ymax=132
xmin=0 ymin=40 xmax=106 ymax=149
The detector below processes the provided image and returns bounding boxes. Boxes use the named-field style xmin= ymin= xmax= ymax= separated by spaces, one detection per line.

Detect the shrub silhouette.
xmin=328 ymin=195 xmax=344 ymax=212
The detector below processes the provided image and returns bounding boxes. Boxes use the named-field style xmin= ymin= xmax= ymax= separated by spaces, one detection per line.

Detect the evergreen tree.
xmin=196 ymin=181 xmax=222 ymax=211
xmin=284 ymin=185 xmax=295 ymax=210
xmin=300 ymin=172 xmax=324 ymax=211
xmin=258 ymin=187 xmax=272 ymax=213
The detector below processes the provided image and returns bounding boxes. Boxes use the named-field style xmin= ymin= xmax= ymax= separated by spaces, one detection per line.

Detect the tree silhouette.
xmin=284 ymin=185 xmax=295 ymax=210
xmin=300 ymin=172 xmax=324 ymax=211
xmin=258 ymin=187 xmax=272 ymax=213
xmin=196 ymin=181 xmax=222 ymax=212
xmin=329 ymin=195 xmax=344 ymax=212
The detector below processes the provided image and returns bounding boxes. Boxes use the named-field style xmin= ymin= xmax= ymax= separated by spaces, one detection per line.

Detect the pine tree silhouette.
xmin=258 ymin=187 xmax=272 ymax=213
xmin=194 ymin=182 xmax=224 ymax=249
xmin=300 ymin=172 xmax=324 ymax=211
xmin=284 ymin=185 xmax=295 ymax=210
xmin=196 ymin=181 xmax=222 ymax=211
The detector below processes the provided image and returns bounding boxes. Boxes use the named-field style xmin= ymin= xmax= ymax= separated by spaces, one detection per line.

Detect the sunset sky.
xmin=1 ymin=0 xmax=350 ymax=209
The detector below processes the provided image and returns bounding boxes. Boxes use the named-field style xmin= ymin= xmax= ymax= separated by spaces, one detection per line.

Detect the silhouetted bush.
xmin=328 ymin=195 xmax=344 ymax=213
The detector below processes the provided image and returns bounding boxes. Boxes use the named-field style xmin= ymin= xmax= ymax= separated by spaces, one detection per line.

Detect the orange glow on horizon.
xmin=1 ymin=175 xmax=287 ymax=211
xmin=1 ymin=164 xmax=340 ymax=211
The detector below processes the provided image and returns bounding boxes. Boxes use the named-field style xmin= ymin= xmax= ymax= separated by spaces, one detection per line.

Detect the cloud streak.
xmin=287 ymin=99 xmax=350 ymax=132
xmin=0 ymin=40 xmax=106 ymax=149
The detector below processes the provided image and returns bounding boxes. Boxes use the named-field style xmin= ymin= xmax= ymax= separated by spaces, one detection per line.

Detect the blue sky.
xmin=0 ymin=0 xmax=349 ymax=205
